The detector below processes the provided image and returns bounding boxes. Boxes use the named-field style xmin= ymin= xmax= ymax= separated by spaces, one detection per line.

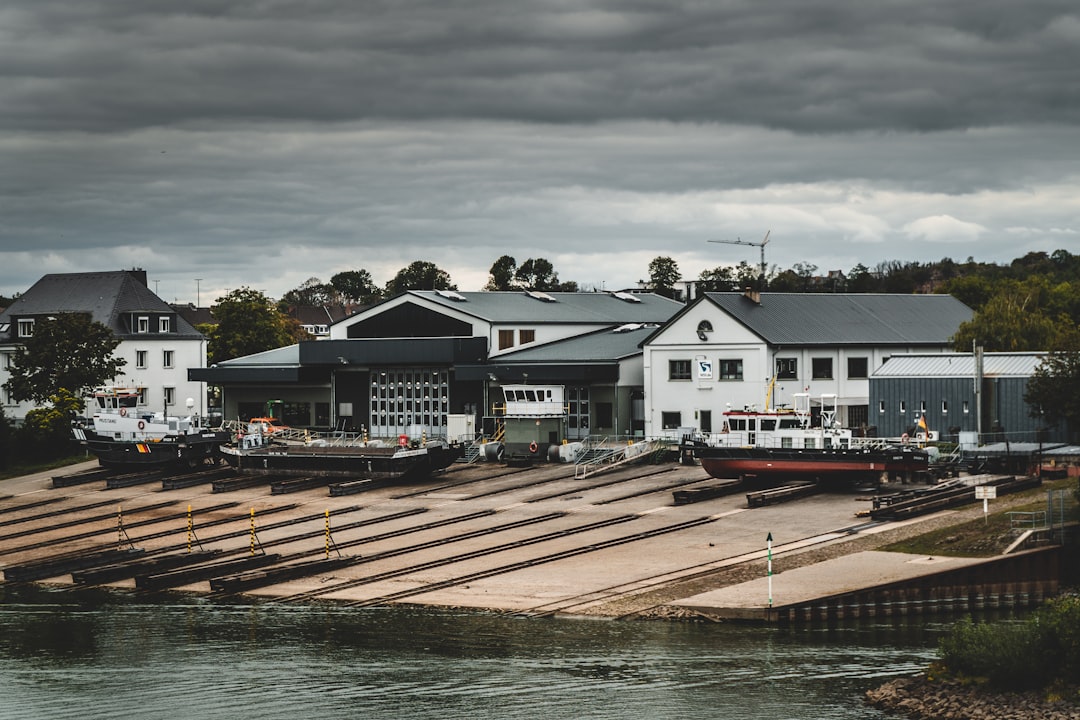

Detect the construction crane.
xmin=707 ymin=231 xmax=771 ymax=287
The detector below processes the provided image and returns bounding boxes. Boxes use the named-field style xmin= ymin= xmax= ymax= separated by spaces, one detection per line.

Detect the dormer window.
xmin=18 ymin=319 xmax=34 ymax=337
xmin=159 ymin=317 xmax=170 ymax=333
xmin=137 ymin=316 xmax=149 ymax=333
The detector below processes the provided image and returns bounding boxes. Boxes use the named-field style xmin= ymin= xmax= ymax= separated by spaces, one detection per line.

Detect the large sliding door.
xmin=368 ymin=368 xmax=449 ymax=438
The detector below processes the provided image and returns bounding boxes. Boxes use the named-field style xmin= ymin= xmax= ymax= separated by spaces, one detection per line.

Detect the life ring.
xmin=119 ymin=408 xmax=127 ymax=417
xmin=138 ymin=420 xmax=145 ymax=430
xmin=529 ymin=441 xmax=538 ymax=453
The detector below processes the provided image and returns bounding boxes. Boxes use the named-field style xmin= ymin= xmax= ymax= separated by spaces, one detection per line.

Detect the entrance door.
xmin=566 ymin=387 xmax=590 ymax=440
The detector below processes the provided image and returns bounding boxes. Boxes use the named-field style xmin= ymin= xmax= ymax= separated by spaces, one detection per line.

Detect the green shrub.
xmin=938 ymin=617 xmax=1048 ymax=690
xmin=939 ymin=597 xmax=1080 ymax=691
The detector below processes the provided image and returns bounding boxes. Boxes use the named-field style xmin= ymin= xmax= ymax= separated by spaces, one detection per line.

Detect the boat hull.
xmin=80 ymin=430 xmax=230 ymax=470
xmin=219 ymin=441 xmax=463 ymax=481
xmin=694 ymin=445 xmax=930 ymax=485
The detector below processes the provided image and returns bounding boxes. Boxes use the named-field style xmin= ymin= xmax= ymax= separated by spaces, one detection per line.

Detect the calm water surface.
xmin=0 ymin=584 xmax=949 ymax=720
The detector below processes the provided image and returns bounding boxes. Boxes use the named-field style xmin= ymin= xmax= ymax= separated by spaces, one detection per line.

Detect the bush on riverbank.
xmin=937 ymin=595 xmax=1080 ymax=692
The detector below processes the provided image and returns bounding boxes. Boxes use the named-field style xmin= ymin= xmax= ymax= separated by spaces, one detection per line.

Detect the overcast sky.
xmin=3 ymin=1 xmax=1078 ymax=304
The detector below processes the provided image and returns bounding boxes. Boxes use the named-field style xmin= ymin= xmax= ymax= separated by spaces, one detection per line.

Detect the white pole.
xmin=767 ymin=531 xmax=773 ymax=608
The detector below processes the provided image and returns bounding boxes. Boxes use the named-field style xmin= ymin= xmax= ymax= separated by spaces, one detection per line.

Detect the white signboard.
xmin=974 ymin=486 xmax=997 ymax=499
xmin=696 ymin=356 xmax=713 ymax=380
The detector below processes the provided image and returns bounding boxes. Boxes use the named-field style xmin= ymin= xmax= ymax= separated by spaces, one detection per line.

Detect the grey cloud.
xmin=3 ymin=1 xmax=1079 ymax=133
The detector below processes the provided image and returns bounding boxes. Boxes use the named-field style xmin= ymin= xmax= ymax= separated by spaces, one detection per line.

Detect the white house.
xmin=642 ymin=290 xmax=973 ymax=438
xmin=0 ymin=269 xmax=208 ymax=423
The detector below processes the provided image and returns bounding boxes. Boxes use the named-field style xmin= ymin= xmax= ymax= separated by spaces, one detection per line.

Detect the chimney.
xmin=743 ymin=286 xmax=761 ymax=304
xmin=127 ymin=268 xmax=148 ymax=286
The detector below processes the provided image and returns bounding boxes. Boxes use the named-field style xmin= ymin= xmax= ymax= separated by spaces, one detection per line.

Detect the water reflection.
xmin=0 ymin=584 xmax=975 ymax=720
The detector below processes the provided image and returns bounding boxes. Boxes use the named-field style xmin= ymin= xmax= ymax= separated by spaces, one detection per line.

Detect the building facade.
xmin=641 ymin=290 xmax=973 ymax=438
xmin=0 ymin=270 xmax=208 ymax=423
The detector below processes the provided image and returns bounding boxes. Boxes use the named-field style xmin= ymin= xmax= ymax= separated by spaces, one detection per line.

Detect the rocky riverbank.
xmin=865 ymin=675 xmax=1080 ymax=720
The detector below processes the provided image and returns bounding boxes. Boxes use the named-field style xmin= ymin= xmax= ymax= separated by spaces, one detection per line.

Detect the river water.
xmin=0 ymin=584 xmax=952 ymax=720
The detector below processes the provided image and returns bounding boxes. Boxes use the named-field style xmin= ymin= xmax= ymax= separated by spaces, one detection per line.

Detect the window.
xmin=718 ymin=359 xmax=743 ymax=380
xmin=498 ymin=329 xmax=514 ymax=350
xmin=668 ymin=359 xmax=692 ymax=380
xmin=963 ymin=401 xmax=970 ymax=414
xmin=136 ymin=350 xmax=147 ymax=369
xmin=920 ymin=401 xmax=926 ymax=414
xmin=1 ymin=352 xmax=10 ymax=370
xmin=137 ymin=316 xmax=149 ymax=333
xmin=812 ymin=358 xmax=833 ymax=380
xmin=18 ymin=319 xmax=34 ymax=337
xmin=775 ymin=358 xmax=797 ymax=379
xmin=899 ymin=401 xmax=906 ymax=414
xmin=942 ymin=400 xmax=948 ymax=414
xmin=162 ymin=350 xmax=174 ymax=368
xmin=163 ymin=387 xmax=175 ymax=406
xmin=879 ymin=400 xmax=885 ymax=414
xmin=138 ymin=388 xmax=148 ymax=406
xmin=847 ymin=357 xmax=868 ymax=379
xmin=519 ymin=329 xmax=535 ymax=345
xmin=159 ymin=317 xmax=171 ymax=333
xmin=661 ymin=411 xmax=682 ymax=429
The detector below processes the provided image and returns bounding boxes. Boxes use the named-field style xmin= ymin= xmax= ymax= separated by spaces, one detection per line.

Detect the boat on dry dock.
xmin=685 ymin=393 xmax=932 ymax=486
xmin=73 ymin=387 xmax=229 ymax=469
xmin=219 ymin=422 xmax=463 ymax=480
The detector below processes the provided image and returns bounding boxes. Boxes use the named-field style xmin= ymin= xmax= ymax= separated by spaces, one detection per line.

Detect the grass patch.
xmin=882 ymin=476 xmax=1078 ymax=557
xmin=0 ymin=454 xmax=94 ymax=482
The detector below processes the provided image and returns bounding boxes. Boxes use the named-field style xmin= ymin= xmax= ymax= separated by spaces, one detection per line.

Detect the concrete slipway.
xmin=0 ymin=459 xmax=1059 ymax=620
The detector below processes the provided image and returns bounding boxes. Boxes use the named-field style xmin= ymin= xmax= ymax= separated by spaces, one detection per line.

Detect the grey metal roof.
xmin=408 ymin=290 xmax=683 ymax=325
xmin=495 ymin=324 xmax=658 ymax=364
xmin=873 ymin=353 xmax=1046 ymax=378
xmin=701 ymin=292 xmax=972 ymax=345
xmin=216 ymin=344 xmax=301 ymax=367
xmin=0 ymin=270 xmax=202 ymax=338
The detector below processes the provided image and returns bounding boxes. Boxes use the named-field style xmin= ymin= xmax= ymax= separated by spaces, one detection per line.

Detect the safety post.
xmin=117 ymin=505 xmax=123 ymax=551
xmin=250 ymin=507 xmax=256 ymax=555
xmin=187 ymin=504 xmax=193 ymax=552
xmin=325 ymin=509 xmax=330 ymax=558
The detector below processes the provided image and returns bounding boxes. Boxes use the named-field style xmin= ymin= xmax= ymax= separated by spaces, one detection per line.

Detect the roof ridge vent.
xmin=524 ymin=290 xmax=557 ymax=303
xmin=610 ymin=291 xmax=642 ymax=303
xmin=613 ymin=323 xmax=643 ymax=333
xmin=435 ymin=290 xmax=468 ymax=301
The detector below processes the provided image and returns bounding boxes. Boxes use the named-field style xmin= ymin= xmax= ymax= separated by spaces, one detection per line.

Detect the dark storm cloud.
xmin=4 ymin=1 xmax=1079 ymax=133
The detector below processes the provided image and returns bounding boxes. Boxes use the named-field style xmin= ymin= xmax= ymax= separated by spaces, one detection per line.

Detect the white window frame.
xmin=162 ymin=350 xmax=174 ymax=369
xmin=137 ymin=316 xmax=150 ymax=333
xmin=159 ymin=317 xmax=171 ymax=333
xmin=138 ymin=388 xmax=148 ymax=406
xmin=18 ymin=319 xmax=34 ymax=337
xmin=136 ymin=350 xmax=148 ymax=369
xmin=163 ymin=387 xmax=175 ymax=407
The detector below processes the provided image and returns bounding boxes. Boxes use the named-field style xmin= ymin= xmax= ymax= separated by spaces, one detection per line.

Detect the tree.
xmin=648 ymin=256 xmax=680 ymax=298
xmin=3 ymin=313 xmax=125 ymax=405
xmin=952 ymin=279 xmax=1068 ymax=352
xmin=330 ymin=270 xmax=381 ymax=305
xmin=697 ymin=266 xmax=736 ymax=293
xmin=205 ymin=288 xmax=295 ymax=364
xmin=514 ymin=258 xmax=561 ymax=291
xmin=1025 ymin=336 xmax=1080 ymax=440
xmin=485 ymin=255 xmax=517 ymax=291
xmin=19 ymin=389 xmax=84 ymax=461
xmin=278 ymin=277 xmax=340 ymax=308
xmin=384 ymin=261 xmax=456 ymax=296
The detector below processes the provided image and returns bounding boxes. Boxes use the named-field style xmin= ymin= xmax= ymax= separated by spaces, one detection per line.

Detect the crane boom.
xmin=707 ymin=230 xmax=770 ymax=279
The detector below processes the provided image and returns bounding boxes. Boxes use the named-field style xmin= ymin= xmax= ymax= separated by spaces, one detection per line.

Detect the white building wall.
xmin=1 ymin=337 xmax=206 ymax=423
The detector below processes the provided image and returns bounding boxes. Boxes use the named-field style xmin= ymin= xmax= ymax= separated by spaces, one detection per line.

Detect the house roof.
xmin=873 ymin=352 xmax=1046 ymax=378
xmin=494 ymin=324 xmax=659 ymax=364
xmin=0 ymin=270 xmax=203 ymax=339
xmin=695 ymin=292 xmax=972 ymax=346
xmin=402 ymin=290 xmax=684 ymax=325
